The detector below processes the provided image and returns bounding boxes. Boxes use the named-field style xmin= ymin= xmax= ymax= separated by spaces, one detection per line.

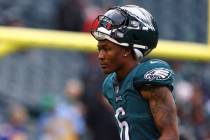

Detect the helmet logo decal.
xmin=144 ymin=68 xmax=172 ymax=81
xmin=130 ymin=20 xmax=140 ymax=28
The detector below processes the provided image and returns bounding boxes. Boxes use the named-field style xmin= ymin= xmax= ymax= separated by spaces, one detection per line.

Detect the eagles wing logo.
xmin=144 ymin=68 xmax=172 ymax=81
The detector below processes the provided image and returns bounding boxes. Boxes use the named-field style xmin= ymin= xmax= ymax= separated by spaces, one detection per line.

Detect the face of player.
xmin=97 ymin=40 xmax=126 ymax=74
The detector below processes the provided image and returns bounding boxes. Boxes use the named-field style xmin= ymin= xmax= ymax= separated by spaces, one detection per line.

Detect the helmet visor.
xmin=91 ymin=8 xmax=127 ymax=40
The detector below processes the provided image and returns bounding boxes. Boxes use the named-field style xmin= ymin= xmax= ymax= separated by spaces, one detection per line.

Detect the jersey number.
xmin=115 ymin=107 xmax=130 ymax=140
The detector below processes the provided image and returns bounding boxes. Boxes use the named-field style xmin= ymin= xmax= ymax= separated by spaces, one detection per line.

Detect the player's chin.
xmin=101 ymin=67 xmax=113 ymax=74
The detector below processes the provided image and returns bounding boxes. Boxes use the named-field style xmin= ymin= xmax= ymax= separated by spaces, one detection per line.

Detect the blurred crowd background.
xmin=0 ymin=0 xmax=209 ymax=140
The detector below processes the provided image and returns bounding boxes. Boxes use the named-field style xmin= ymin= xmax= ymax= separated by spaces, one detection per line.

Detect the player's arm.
xmin=140 ymin=85 xmax=179 ymax=140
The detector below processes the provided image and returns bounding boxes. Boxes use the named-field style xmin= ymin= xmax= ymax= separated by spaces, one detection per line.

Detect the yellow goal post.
xmin=0 ymin=26 xmax=209 ymax=61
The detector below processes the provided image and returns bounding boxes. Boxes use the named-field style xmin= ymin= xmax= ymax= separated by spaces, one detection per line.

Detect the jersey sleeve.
xmin=133 ymin=59 xmax=175 ymax=91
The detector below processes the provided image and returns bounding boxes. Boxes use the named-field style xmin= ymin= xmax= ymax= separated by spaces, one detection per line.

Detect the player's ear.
xmin=122 ymin=48 xmax=131 ymax=57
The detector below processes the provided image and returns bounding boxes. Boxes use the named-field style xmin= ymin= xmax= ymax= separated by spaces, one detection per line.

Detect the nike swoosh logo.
xmin=150 ymin=61 xmax=158 ymax=64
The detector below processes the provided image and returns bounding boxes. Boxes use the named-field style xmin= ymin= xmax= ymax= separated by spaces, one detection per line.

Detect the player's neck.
xmin=116 ymin=61 xmax=138 ymax=81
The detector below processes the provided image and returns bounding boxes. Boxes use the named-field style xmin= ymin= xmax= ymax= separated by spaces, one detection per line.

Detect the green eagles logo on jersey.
xmin=144 ymin=68 xmax=172 ymax=81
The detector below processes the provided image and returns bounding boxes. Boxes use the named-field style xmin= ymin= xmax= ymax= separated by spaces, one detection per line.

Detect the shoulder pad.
xmin=134 ymin=59 xmax=175 ymax=91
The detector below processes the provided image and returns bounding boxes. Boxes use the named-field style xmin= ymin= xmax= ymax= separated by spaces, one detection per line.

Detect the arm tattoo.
xmin=149 ymin=89 xmax=175 ymax=130
xmin=141 ymin=86 xmax=179 ymax=139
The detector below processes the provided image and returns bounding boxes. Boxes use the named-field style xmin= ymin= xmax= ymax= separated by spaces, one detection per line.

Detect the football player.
xmin=91 ymin=5 xmax=179 ymax=140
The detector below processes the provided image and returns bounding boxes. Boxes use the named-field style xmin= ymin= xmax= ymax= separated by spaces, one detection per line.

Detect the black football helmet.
xmin=91 ymin=5 xmax=158 ymax=58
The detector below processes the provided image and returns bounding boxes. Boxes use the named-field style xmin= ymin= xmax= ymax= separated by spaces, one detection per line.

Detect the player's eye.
xmin=97 ymin=48 xmax=101 ymax=52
